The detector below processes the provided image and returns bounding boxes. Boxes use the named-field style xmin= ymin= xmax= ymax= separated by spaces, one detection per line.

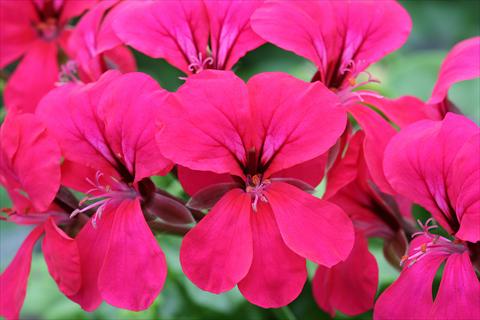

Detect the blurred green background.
xmin=1 ymin=1 xmax=479 ymax=319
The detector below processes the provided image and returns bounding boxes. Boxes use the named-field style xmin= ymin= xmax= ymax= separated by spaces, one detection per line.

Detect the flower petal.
xmin=251 ymin=0 xmax=411 ymax=87
xmin=348 ymin=104 xmax=396 ymax=194
xmin=178 ymin=165 xmax=234 ymax=197
xmin=113 ymin=0 xmax=208 ymax=74
xmin=450 ymin=133 xmax=480 ymax=242
xmin=266 ymin=182 xmax=354 ymax=267
xmin=203 ymin=0 xmax=264 ymax=70
xmin=247 ymin=72 xmax=346 ymax=177
xmin=0 ymin=0 xmax=37 ymax=68
xmin=430 ymin=252 xmax=480 ymax=319
xmin=0 ymin=226 xmax=43 ymax=320
xmin=4 ymin=40 xmax=58 ymax=114
xmin=374 ymin=244 xmax=446 ymax=319
xmin=238 ymin=202 xmax=307 ymax=308
xmin=429 ymin=37 xmax=480 ymax=104
xmin=313 ymin=232 xmax=378 ymax=316
xmin=0 ymin=113 xmax=61 ymax=214
xmin=156 ymin=71 xmax=250 ymax=176
xmin=98 ymin=72 xmax=172 ymax=181
xmin=42 ymin=217 xmax=81 ymax=297
xmin=384 ymin=113 xmax=479 ymax=234
xmin=98 ymin=199 xmax=167 ymax=311
xmin=180 ymin=189 xmax=253 ymax=293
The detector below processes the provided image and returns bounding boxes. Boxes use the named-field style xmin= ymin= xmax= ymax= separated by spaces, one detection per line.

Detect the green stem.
xmin=273 ymin=306 xmax=297 ymax=320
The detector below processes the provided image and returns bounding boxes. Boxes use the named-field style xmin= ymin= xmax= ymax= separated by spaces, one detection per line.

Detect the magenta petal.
xmin=450 ymin=133 xmax=480 ymax=242
xmin=247 ymin=72 xmax=346 ymax=177
xmin=204 ymin=0 xmax=265 ymax=70
xmin=374 ymin=236 xmax=446 ymax=320
xmin=98 ymin=199 xmax=167 ymax=311
xmin=266 ymin=182 xmax=354 ymax=267
xmin=313 ymin=232 xmax=378 ymax=316
xmin=98 ymin=72 xmax=172 ymax=181
xmin=113 ymin=0 xmax=208 ymax=74
xmin=366 ymin=96 xmax=437 ymax=128
xmin=0 ymin=113 xmax=61 ymax=214
xmin=348 ymin=104 xmax=396 ymax=195
xmin=59 ymin=0 xmax=96 ymax=24
xmin=384 ymin=113 xmax=479 ymax=234
xmin=251 ymin=1 xmax=411 ymax=86
xmin=156 ymin=71 xmax=249 ymax=176
xmin=180 ymin=189 xmax=253 ymax=293
xmin=4 ymin=40 xmax=58 ymax=114
xmin=0 ymin=226 xmax=43 ymax=320
xmin=0 ymin=0 xmax=37 ymax=68
xmin=272 ymin=154 xmax=328 ymax=190
xmin=69 ymin=210 xmax=112 ymax=311
xmin=42 ymin=217 xmax=81 ymax=297
xmin=238 ymin=202 xmax=307 ymax=308
xmin=429 ymin=37 xmax=480 ymax=104
xmin=324 ymin=131 xmax=364 ymax=199
xmin=178 ymin=166 xmax=234 ymax=196
xmin=430 ymin=252 xmax=480 ymax=319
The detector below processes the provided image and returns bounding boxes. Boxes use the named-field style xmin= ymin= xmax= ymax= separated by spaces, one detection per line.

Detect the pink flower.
xmin=0 ymin=0 xmax=95 ymax=113
xmin=0 ymin=113 xmax=81 ymax=320
xmin=36 ymin=71 xmax=175 ymax=311
xmin=113 ymin=0 xmax=265 ymax=75
xmin=155 ymin=70 xmax=354 ymax=307
xmin=251 ymin=0 xmax=411 ymax=102
xmin=374 ymin=113 xmax=480 ymax=319
xmin=64 ymin=0 xmax=136 ymax=83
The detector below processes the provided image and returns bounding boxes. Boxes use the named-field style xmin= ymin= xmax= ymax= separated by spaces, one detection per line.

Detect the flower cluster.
xmin=0 ymin=1 xmax=479 ymax=319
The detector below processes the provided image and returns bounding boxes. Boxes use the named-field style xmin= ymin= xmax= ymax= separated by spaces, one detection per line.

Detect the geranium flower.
xmin=374 ymin=113 xmax=480 ymax=319
xmin=113 ymin=0 xmax=265 ymax=75
xmin=36 ymin=71 xmax=176 ymax=311
xmin=155 ymin=70 xmax=354 ymax=307
xmin=63 ymin=0 xmax=136 ymax=83
xmin=251 ymin=0 xmax=411 ymax=102
xmin=0 ymin=0 xmax=95 ymax=113
xmin=0 ymin=113 xmax=81 ymax=320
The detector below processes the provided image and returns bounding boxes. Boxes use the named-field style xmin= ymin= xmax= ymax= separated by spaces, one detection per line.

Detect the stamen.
xmin=71 ymin=171 xmax=138 ymax=227
xmin=57 ymin=60 xmax=82 ymax=85
xmin=336 ymin=59 xmax=383 ymax=105
xmin=245 ymin=174 xmax=271 ymax=212
xmin=187 ymin=52 xmax=214 ymax=74
xmin=400 ymin=218 xmax=467 ymax=268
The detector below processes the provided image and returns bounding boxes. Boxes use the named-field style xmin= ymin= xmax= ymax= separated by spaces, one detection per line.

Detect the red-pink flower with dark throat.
xmin=156 ymin=70 xmax=354 ymax=308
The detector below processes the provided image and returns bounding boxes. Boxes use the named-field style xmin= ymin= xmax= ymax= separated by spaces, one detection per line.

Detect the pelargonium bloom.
xmin=156 ymin=70 xmax=354 ymax=307
xmin=37 ymin=71 xmax=176 ymax=311
xmin=64 ymin=0 xmax=136 ymax=83
xmin=251 ymin=0 xmax=411 ymax=102
xmin=113 ymin=0 xmax=265 ymax=75
xmin=0 ymin=113 xmax=81 ymax=320
xmin=374 ymin=113 xmax=480 ymax=319
xmin=0 ymin=0 xmax=95 ymax=113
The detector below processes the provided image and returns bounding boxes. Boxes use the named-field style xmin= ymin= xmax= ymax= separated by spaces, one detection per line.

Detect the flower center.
xmin=71 ymin=171 xmax=138 ymax=228
xmin=35 ymin=17 xmax=60 ymax=41
xmin=333 ymin=60 xmax=383 ymax=105
xmin=245 ymin=174 xmax=271 ymax=212
xmin=400 ymin=218 xmax=467 ymax=268
xmin=188 ymin=52 xmax=214 ymax=74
